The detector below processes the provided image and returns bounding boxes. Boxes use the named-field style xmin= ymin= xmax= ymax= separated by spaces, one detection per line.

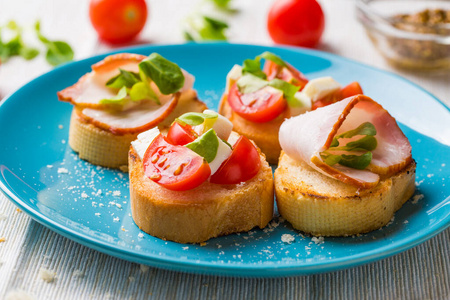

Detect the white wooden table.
xmin=1 ymin=0 xmax=449 ymax=299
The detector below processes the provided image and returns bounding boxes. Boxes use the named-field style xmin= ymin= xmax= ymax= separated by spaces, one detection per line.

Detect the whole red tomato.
xmin=89 ymin=0 xmax=148 ymax=44
xmin=267 ymin=0 xmax=325 ymax=48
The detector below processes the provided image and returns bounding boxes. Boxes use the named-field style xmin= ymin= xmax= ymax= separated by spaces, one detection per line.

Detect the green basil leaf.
xmin=321 ymin=152 xmax=342 ymax=166
xmin=19 ymin=46 xmax=39 ymax=60
xmin=339 ymin=152 xmax=373 ymax=170
xmin=258 ymin=51 xmax=287 ymax=68
xmin=4 ymin=36 xmax=21 ymax=57
xmin=203 ymin=16 xmax=228 ymax=30
xmin=236 ymin=73 xmax=268 ymax=94
xmin=35 ymin=21 xmax=74 ymax=66
xmin=335 ymin=122 xmax=377 ymax=139
xmin=330 ymin=138 xmax=339 ymax=148
xmin=185 ymin=129 xmax=219 ymax=163
xmin=241 ymin=58 xmax=266 ymax=79
xmin=198 ymin=16 xmax=228 ymax=40
xmin=106 ymin=69 xmax=140 ymax=89
xmin=177 ymin=112 xmax=218 ymax=126
xmin=99 ymin=86 xmax=128 ymax=105
xmin=268 ymin=78 xmax=300 ymax=105
xmin=343 ymin=135 xmax=377 ymax=151
xmin=184 ymin=31 xmax=195 ymax=41
xmin=45 ymin=41 xmax=74 ymax=66
xmin=138 ymin=53 xmax=185 ymax=95
xmin=129 ymin=81 xmax=160 ymax=104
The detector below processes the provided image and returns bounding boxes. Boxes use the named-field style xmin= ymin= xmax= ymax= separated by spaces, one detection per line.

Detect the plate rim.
xmin=0 ymin=42 xmax=449 ymax=277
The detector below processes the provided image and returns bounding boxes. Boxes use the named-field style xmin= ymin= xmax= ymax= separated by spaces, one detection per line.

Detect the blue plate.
xmin=0 ymin=43 xmax=449 ymax=277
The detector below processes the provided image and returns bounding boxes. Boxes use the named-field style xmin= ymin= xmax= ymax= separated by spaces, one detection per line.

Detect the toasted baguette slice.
xmin=68 ymin=91 xmax=207 ymax=170
xmin=128 ymin=137 xmax=274 ymax=244
xmin=274 ymin=151 xmax=416 ymax=236
xmin=218 ymin=94 xmax=288 ymax=164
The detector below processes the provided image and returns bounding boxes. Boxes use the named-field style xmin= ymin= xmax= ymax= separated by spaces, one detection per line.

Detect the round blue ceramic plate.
xmin=0 ymin=43 xmax=449 ymax=277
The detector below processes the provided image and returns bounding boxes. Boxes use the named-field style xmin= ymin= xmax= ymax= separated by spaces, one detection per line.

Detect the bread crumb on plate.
xmin=39 ymin=268 xmax=56 ymax=283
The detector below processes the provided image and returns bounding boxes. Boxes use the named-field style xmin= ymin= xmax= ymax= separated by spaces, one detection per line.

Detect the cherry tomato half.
xmin=143 ymin=134 xmax=211 ymax=191
xmin=166 ymin=121 xmax=198 ymax=146
xmin=267 ymin=0 xmax=325 ymax=48
xmin=312 ymin=82 xmax=363 ymax=110
xmin=227 ymin=83 xmax=286 ymax=123
xmin=210 ymin=136 xmax=261 ymax=185
xmin=89 ymin=0 xmax=148 ymax=44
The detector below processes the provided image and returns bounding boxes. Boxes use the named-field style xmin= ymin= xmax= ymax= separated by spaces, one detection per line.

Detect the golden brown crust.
xmin=128 ymin=141 xmax=274 ymax=244
xmin=274 ymin=151 xmax=416 ymax=236
xmin=68 ymin=93 xmax=207 ymax=169
xmin=218 ymin=94 xmax=288 ymax=164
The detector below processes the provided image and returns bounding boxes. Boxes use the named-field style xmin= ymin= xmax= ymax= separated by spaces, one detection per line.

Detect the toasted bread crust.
xmin=68 ymin=92 xmax=207 ymax=169
xmin=128 ymin=143 xmax=274 ymax=244
xmin=274 ymin=151 xmax=416 ymax=236
xmin=218 ymin=94 xmax=288 ymax=164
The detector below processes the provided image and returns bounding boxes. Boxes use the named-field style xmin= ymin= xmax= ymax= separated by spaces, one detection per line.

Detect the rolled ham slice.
xmin=57 ymin=53 xmax=195 ymax=108
xmin=58 ymin=54 xmax=146 ymax=108
xmin=279 ymin=95 xmax=412 ymax=189
xmin=78 ymin=93 xmax=179 ymax=135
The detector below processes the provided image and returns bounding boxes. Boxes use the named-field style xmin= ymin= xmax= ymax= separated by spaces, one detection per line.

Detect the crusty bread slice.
xmin=68 ymin=92 xmax=207 ymax=170
xmin=274 ymin=151 xmax=416 ymax=236
xmin=218 ymin=94 xmax=288 ymax=164
xmin=128 ymin=139 xmax=274 ymax=244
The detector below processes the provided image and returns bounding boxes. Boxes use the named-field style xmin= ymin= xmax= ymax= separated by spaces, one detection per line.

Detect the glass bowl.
xmin=356 ymin=0 xmax=450 ymax=71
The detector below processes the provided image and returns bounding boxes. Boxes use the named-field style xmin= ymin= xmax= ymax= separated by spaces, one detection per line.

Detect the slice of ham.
xmin=58 ymin=53 xmax=146 ymax=108
xmin=57 ymin=53 xmax=195 ymax=108
xmin=78 ymin=93 xmax=179 ymax=135
xmin=279 ymin=95 xmax=412 ymax=189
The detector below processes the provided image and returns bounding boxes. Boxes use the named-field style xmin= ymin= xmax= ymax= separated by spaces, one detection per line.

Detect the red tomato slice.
xmin=312 ymin=82 xmax=363 ymax=110
xmin=210 ymin=136 xmax=261 ymax=185
xmin=227 ymin=83 xmax=286 ymax=123
xmin=166 ymin=121 xmax=198 ymax=146
xmin=263 ymin=60 xmax=309 ymax=90
xmin=339 ymin=82 xmax=363 ymax=99
xmin=143 ymin=134 xmax=211 ymax=191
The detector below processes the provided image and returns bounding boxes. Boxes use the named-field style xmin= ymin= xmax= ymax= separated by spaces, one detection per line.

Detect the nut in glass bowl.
xmin=356 ymin=0 xmax=450 ymax=71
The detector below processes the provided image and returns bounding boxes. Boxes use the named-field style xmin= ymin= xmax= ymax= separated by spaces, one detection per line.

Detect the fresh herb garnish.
xmin=0 ymin=21 xmax=39 ymax=62
xmin=236 ymin=52 xmax=300 ymax=102
xmin=98 ymin=86 xmax=128 ymax=106
xmin=106 ymin=69 xmax=141 ymax=89
xmin=321 ymin=122 xmax=377 ymax=170
xmin=35 ymin=21 xmax=74 ymax=66
xmin=185 ymin=129 xmax=219 ymax=163
xmin=184 ymin=15 xmax=228 ymax=42
xmin=138 ymin=53 xmax=185 ymax=95
xmin=101 ymin=53 xmax=185 ymax=106
xmin=177 ymin=111 xmax=218 ymax=127
xmin=208 ymin=0 xmax=237 ymax=12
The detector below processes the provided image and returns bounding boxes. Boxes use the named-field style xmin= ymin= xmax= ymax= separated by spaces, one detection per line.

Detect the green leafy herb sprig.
xmin=101 ymin=53 xmax=185 ymax=106
xmin=320 ymin=122 xmax=378 ymax=170
xmin=0 ymin=21 xmax=39 ymax=63
xmin=209 ymin=0 xmax=237 ymax=13
xmin=236 ymin=51 xmax=300 ymax=106
xmin=0 ymin=20 xmax=74 ymax=66
xmin=35 ymin=21 xmax=74 ymax=66
xmin=184 ymin=15 xmax=229 ymax=42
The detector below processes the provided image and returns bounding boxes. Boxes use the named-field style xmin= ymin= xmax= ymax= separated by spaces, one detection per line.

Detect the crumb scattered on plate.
xmin=39 ymin=268 xmax=56 ymax=283
xmin=281 ymin=234 xmax=295 ymax=244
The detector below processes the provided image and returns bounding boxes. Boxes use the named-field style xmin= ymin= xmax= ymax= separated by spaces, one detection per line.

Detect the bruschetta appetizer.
xmin=275 ymin=95 xmax=416 ymax=236
xmin=58 ymin=53 xmax=207 ymax=170
xmin=128 ymin=110 xmax=274 ymax=243
xmin=219 ymin=51 xmax=363 ymax=164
